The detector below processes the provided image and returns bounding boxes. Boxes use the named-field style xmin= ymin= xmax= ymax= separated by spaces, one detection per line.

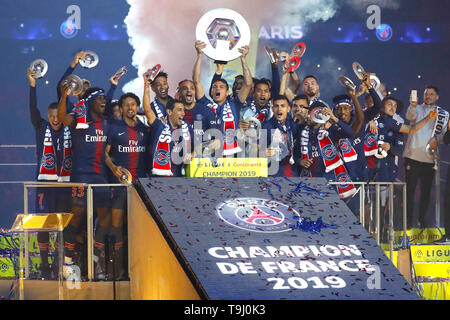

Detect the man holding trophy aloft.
xmin=404 ymin=86 xmax=449 ymax=229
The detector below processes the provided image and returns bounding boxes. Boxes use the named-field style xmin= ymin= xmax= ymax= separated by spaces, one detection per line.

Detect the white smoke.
xmin=343 ymin=0 xmax=401 ymax=12
xmin=122 ymin=0 xmax=400 ymax=99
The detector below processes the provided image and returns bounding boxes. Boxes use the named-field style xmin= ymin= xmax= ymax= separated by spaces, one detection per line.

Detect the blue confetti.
xmin=290 ymin=216 xmax=338 ymax=234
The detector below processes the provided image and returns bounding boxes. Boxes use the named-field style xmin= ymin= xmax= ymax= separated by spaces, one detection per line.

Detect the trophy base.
xmin=213 ymin=60 xmax=228 ymax=65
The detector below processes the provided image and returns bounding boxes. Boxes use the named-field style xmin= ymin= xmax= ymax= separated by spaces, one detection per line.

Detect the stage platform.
xmin=129 ymin=177 xmax=419 ymax=300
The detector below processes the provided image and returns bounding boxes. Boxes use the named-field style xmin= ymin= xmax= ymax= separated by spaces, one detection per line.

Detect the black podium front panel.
xmin=137 ymin=177 xmax=419 ymax=300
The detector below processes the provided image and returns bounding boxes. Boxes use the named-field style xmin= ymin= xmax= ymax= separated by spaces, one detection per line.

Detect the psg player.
xmin=58 ymin=83 xmax=111 ymax=280
xmin=142 ymin=75 xmax=194 ymax=177
xmin=105 ymin=92 xmax=149 ymax=279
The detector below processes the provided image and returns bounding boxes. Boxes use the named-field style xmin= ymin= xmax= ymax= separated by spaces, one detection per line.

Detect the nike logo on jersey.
xmin=118 ymin=132 xmax=125 ymax=136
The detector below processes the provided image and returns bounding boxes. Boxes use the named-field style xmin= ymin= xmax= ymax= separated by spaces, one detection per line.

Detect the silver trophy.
xmin=339 ymin=75 xmax=356 ymax=91
xmin=374 ymin=141 xmax=388 ymax=159
xmin=352 ymin=62 xmax=365 ymax=80
xmin=62 ymin=74 xmax=83 ymax=96
xmin=113 ymin=66 xmax=127 ymax=81
xmin=79 ymin=50 xmax=99 ymax=69
xmin=118 ymin=168 xmax=133 ymax=184
xmin=264 ymin=46 xmax=287 ymax=64
xmin=237 ymin=116 xmax=261 ymax=140
xmin=352 ymin=61 xmax=381 ymax=90
xmin=29 ymin=59 xmax=48 ymax=79
xmin=195 ymin=8 xmax=251 ymax=63
xmin=144 ymin=64 xmax=161 ymax=82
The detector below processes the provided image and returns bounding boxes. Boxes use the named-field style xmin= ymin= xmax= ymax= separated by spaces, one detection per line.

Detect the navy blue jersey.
xmin=71 ymin=118 xmax=109 ymax=176
xmin=184 ymin=99 xmax=218 ymax=133
xmin=374 ymin=115 xmax=404 ymax=182
xmin=339 ymin=88 xmax=382 ymax=181
xmin=150 ymin=118 xmax=194 ymax=177
xmin=294 ymin=122 xmax=354 ymax=179
xmin=262 ymin=117 xmax=299 ymax=177
xmin=107 ymin=119 xmax=150 ymax=182
xmin=29 ymin=86 xmax=65 ymax=179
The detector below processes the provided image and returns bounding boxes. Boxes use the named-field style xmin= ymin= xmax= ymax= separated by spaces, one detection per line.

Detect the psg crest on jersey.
xmin=155 ymin=149 xmax=170 ymax=166
xmin=215 ymin=198 xmax=300 ymax=233
xmin=42 ymin=154 xmax=56 ymax=170
xmin=63 ymin=156 xmax=72 ymax=171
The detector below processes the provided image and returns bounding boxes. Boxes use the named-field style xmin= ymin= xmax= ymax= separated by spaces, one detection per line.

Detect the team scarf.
xmin=247 ymin=99 xmax=272 ymax=123
xmin=300 ymin=126 xmax=356 ymax=198
xmin=338 ymin=138 xmax=358 ymax=163
xmin=431 ymin=106 xmax=449 ymax=139
xmin=269 ymin=118 xmax=295 ymax=165
xmin=152 ymin=97 xmax=167 ymax=119
xmin=172 ymin=121 xmax=192 ymax=167
xmin=73 ymin=90 xmax=104 ymax=129
xmin=151 ymin=120 xmax=173 ymax=176
xmin=217 ymin=100 xmax=242 ymax=156
xmin=38 ymin=125 xmax=72 ymax=181
xmin=363 ymin=117 xmax=379 ymax=157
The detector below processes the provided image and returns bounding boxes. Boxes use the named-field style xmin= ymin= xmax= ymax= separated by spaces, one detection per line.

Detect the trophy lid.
xmin=63 ymin=74 xmax=84 ymax=96
xmin=352 ymin=62 xmax=365 ymax=80
xmin=144 ymin=64 xmax=161 ymax=82
xmin=286 ymin=56 xmax=301 ymax=73
xmin=30 ymin=59 xmax=48 ymax=79
xmin=195 ymin=8 xmax=251 ymax=62
xmin=291 ymin=42 xmax=306 ymax=58
xmin=79 ymin=50 xmax=99 ymax=69
xmin=339 ymin=75 xmax=356 ymax=90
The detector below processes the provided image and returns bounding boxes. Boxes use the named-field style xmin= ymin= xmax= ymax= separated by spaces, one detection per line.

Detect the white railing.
xmin=329 ymin=181 xmax=407 ymax=261
xmin=23 ymin=181 xmax=130 ymax=281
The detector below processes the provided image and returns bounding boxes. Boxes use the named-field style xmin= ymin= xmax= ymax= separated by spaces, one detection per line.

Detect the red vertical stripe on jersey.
xmin=128 ymin=126 xmax=138 ymax=182
xmin=93 ymin=120 xmax=103 ymax=174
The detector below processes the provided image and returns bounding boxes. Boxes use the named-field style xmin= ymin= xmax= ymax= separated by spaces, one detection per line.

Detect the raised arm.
xmin=237 ymin=45 xmax=253 ymax=104
xmin=57 ymin=83 xmax=75 ymax=126
xmin=347 ymin=86 xmax=364 ymax=134
xmin=57 ymin=51 xmax=85 ymax=100
xmin=193 ymin=41 xmax=207 ymax=100
xmin=209 ymin=63 xmax=224 ymax=98
xmin=27 ymin=68 xmax=43 ymax=130
xmin=142 ymin=74 xmax=156 ymax=125
xmin=399 ymin=109 xmax=437 ymax=134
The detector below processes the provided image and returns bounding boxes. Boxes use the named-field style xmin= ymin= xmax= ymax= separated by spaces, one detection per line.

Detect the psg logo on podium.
xmin=375 ymin=24 xmax=393 ymax=41
xmin=216 ymin=198 xmax=301 ymax=233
